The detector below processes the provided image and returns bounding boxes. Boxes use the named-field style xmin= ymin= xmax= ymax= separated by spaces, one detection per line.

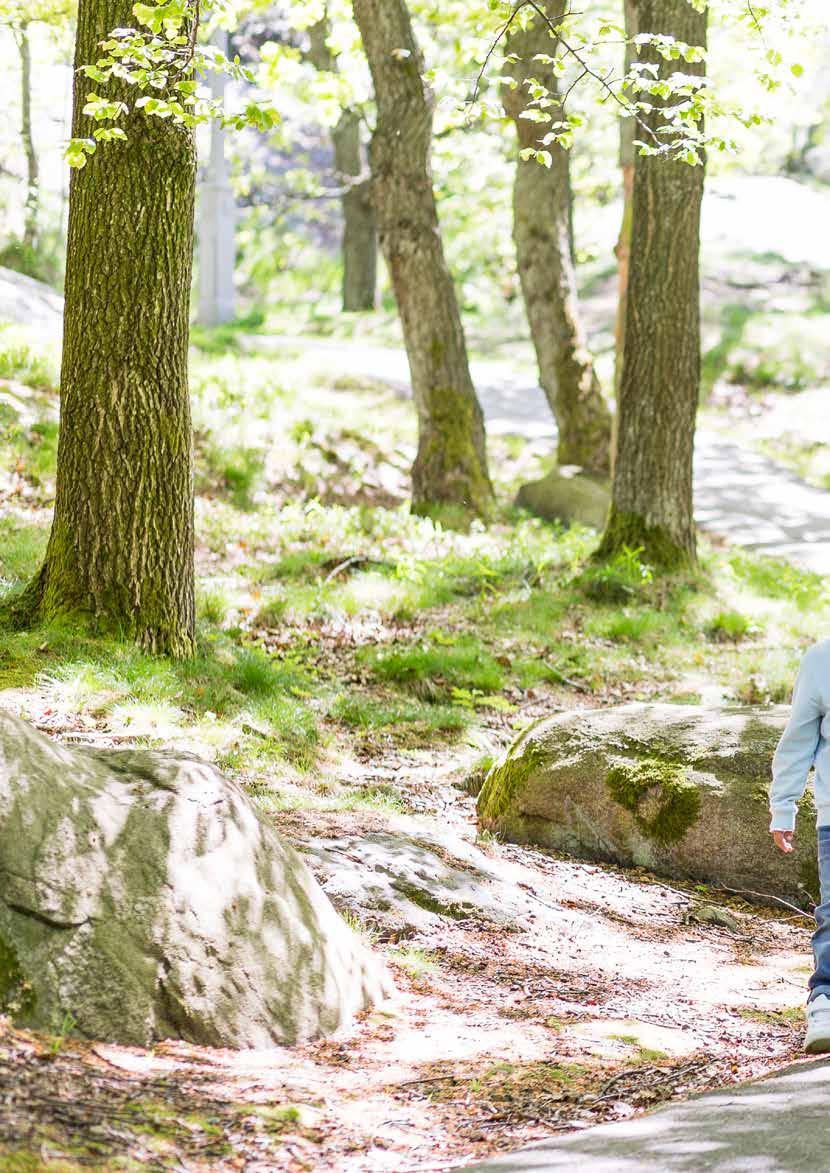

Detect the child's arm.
xmin=770 ymin=651 xmax=823 ymax=834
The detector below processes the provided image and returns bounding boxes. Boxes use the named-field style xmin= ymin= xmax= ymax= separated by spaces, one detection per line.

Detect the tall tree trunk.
xmin=307 ymin=17 xmax=377 ymax=313
xmin=198 ymin=26 xmax=236 ymax=327
xmin=613 ymin=0 xmax=638 ymax=409
xmin=352 ymin=0 xmax=492 ymax=517
xmin=19 ymin=0 xmax=196 ymax=656
xmin=333 ymin=108 xmax=377 ymax=312
xmin=15 ymin=23 xmax=38 ymax=250
xmin=502 ymin=1 xmax=611 ymax=476
xmin=597 ymin=0 xmax=707 ymax=570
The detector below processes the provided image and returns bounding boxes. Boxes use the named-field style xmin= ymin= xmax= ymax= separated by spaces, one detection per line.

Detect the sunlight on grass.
xmin=1 ymin=345 xmax=828 ymax=793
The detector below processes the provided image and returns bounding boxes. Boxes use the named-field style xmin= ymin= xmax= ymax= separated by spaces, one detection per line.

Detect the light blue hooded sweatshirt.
xmin=769 ymin=639 xmax=830 ymax=832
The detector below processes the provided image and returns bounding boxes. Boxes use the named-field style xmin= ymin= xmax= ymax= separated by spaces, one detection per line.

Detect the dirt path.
xmin=0 ymin=741 xmax=812 ymax=1170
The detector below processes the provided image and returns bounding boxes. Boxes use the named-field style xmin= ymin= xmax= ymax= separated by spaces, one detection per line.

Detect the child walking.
xmin=770 ymin=638 xmax=830 ymax=1053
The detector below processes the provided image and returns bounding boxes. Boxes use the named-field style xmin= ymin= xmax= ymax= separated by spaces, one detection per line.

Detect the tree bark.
xmin=333 ymin=108 xmax=377 ymax=312
xmin=502 ymin=2 xmax=611 ymax=477
xmin=597 ymin=0 xmax=707 ymax=570
xmin=613 ymin=0 xmax=638 ymax=407
xmin=351 ymin=0 xmax=492 ymax=517
xmin=19 ymin=0 xmax=196 ymax=656
xmin=15 ymin=23 xmax=38 ymax=250
xmin=306 ymin=17 xmax=377 ymax=313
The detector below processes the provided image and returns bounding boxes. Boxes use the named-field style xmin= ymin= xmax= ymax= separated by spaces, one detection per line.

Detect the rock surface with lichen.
xmin=0 ymin=712 xmax=389 ymax=1047
xmin=477 ymin=703 xmax=818 ymax=906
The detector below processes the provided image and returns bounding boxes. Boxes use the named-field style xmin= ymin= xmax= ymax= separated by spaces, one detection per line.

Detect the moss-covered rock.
xmin=0 ymin=712 xmax=389 ymax=1047
xmin=516 ymin=467 xmax=610 ymax=529
xmin=477 ymin=702 xmax=816 ymax=907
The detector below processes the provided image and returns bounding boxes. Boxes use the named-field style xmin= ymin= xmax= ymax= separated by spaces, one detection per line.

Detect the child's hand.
xmin=772 ymin=830 xmax=794 ymax=853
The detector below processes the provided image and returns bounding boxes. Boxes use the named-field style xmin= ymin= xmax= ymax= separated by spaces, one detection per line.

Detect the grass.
xmin=0 ymin=323 xmax=59 ymax=389
xmin=362 ymin=636 xmax=506 ymax=699
xmin=387 ymin=945 xmax=440 ymax=978
xmin=0 ymin=319 xmax=826 ymax=812
xmin=329 ymin=692 xmax=467 ymax=733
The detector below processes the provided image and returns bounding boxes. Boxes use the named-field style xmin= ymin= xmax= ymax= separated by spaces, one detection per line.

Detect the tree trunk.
xmin=198 ymin=27 xmax=236 ymax=328
xmin=306 ymin=17 xmax=377 ymax=313
xmin=351 ymin=0 xmax=492 ymax=517
xmin=502 ymin=2 xmax=611 ymax=477
xmin=19 ymin=0 xmax=196 ymax=656
xmin=333 ymin=109 xmax=377 ymax=312
xmin=597 ymin=0 xmax=706 ymax=570
xmin=15 ymin=23 xmax=38 ymax=250
xmin=613 ymin=0 xmax=638 ymax=409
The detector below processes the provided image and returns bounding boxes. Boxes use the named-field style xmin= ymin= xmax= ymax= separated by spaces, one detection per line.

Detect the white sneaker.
xmin=805 ymin=994 xmax=830 ymax=1054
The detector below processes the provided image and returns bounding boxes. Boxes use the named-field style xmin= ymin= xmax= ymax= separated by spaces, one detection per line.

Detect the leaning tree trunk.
xmin=352 ymin=0 xmax=492 ymax=517
xmin=502 ymin=1 xmax=611 ymax=476
xmin=306 ymin=17 xmax=377 ymax=313
xmin=597 ymin=0 xmax=706 ymax=570
xmin=19 ymin=0 xmax=196 ymax=656
xmin=333 ymin=108 xmax=377 ymax=312
xmin=15 ymin=23 xmax=38 ymax=250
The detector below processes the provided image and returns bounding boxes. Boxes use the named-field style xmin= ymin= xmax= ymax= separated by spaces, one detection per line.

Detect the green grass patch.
xmin=0 ymin=517 xmax=48 ymax=592
xmin=362 ymin=635 xmax=505 ymax=699
xmin=0 ymin=324 xmax=59 ymax=389
xmin=329 ymin=691 xmax=467 ymax=733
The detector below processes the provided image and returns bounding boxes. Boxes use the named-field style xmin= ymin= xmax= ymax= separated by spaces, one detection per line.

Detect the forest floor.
xmin=1 ymin=262 xmax=830 ymax=1168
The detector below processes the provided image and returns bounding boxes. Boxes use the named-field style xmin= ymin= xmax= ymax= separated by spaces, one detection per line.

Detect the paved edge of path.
xmin=454 ymin=1055 xmax=830 ymax=1172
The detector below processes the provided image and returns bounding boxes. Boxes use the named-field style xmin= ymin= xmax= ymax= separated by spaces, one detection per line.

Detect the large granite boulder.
xmin=477 ymin=703 xmax=818 ymax=906
xmin=516 ymin=466 xmax=610 ymax=529
xmin=0 ymin=713 xmax=389 ymax=1046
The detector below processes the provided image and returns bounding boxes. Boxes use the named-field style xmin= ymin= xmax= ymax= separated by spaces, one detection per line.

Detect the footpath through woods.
xmin=248 ymin=333 xmax=830 ymax=575
xmin=459 ymin=1058 xmax=830 ymax=1171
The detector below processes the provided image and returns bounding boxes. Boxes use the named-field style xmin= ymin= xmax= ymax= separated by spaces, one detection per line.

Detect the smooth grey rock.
xmin=457 ymin=1058 xmax=830 ymax=1172
xmin=0 ymin=713 xmax=388 ymax=1047
xmin=516 ymin=466 xmax=610 ymax=529
xmin=0 ymin=266 xmax=63 ymax=333
xmin=477 ymin=703 xmax=817 ymax=906
xmin=305 ymin=825 xmax=546 ymax=937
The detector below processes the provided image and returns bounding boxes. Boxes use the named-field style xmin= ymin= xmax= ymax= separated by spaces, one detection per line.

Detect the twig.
xmin=712 ymin=883 xmax=814 ymax=920
xmin=521 ymin=0 xmax=658 ymax=141
xmin=469 ymin=1 xmax=659 ymax=144
xmin=324 ymin=555 xmax=366 ymax=583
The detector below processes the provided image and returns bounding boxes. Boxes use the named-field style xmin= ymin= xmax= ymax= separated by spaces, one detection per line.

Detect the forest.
xmin=1 ymin=0 xmax=830 ymax=1170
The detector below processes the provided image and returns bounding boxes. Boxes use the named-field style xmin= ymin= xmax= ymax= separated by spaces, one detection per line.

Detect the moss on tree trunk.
xmin=597 ymin=0 xmax=707 ymax=571
xmin=502 ymin=2 xmax=612 ymax=477
xmin=352 ymin=0 xmax=493 ymax=518
xmin=18 ymin=0 xmax=197 ymax=657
